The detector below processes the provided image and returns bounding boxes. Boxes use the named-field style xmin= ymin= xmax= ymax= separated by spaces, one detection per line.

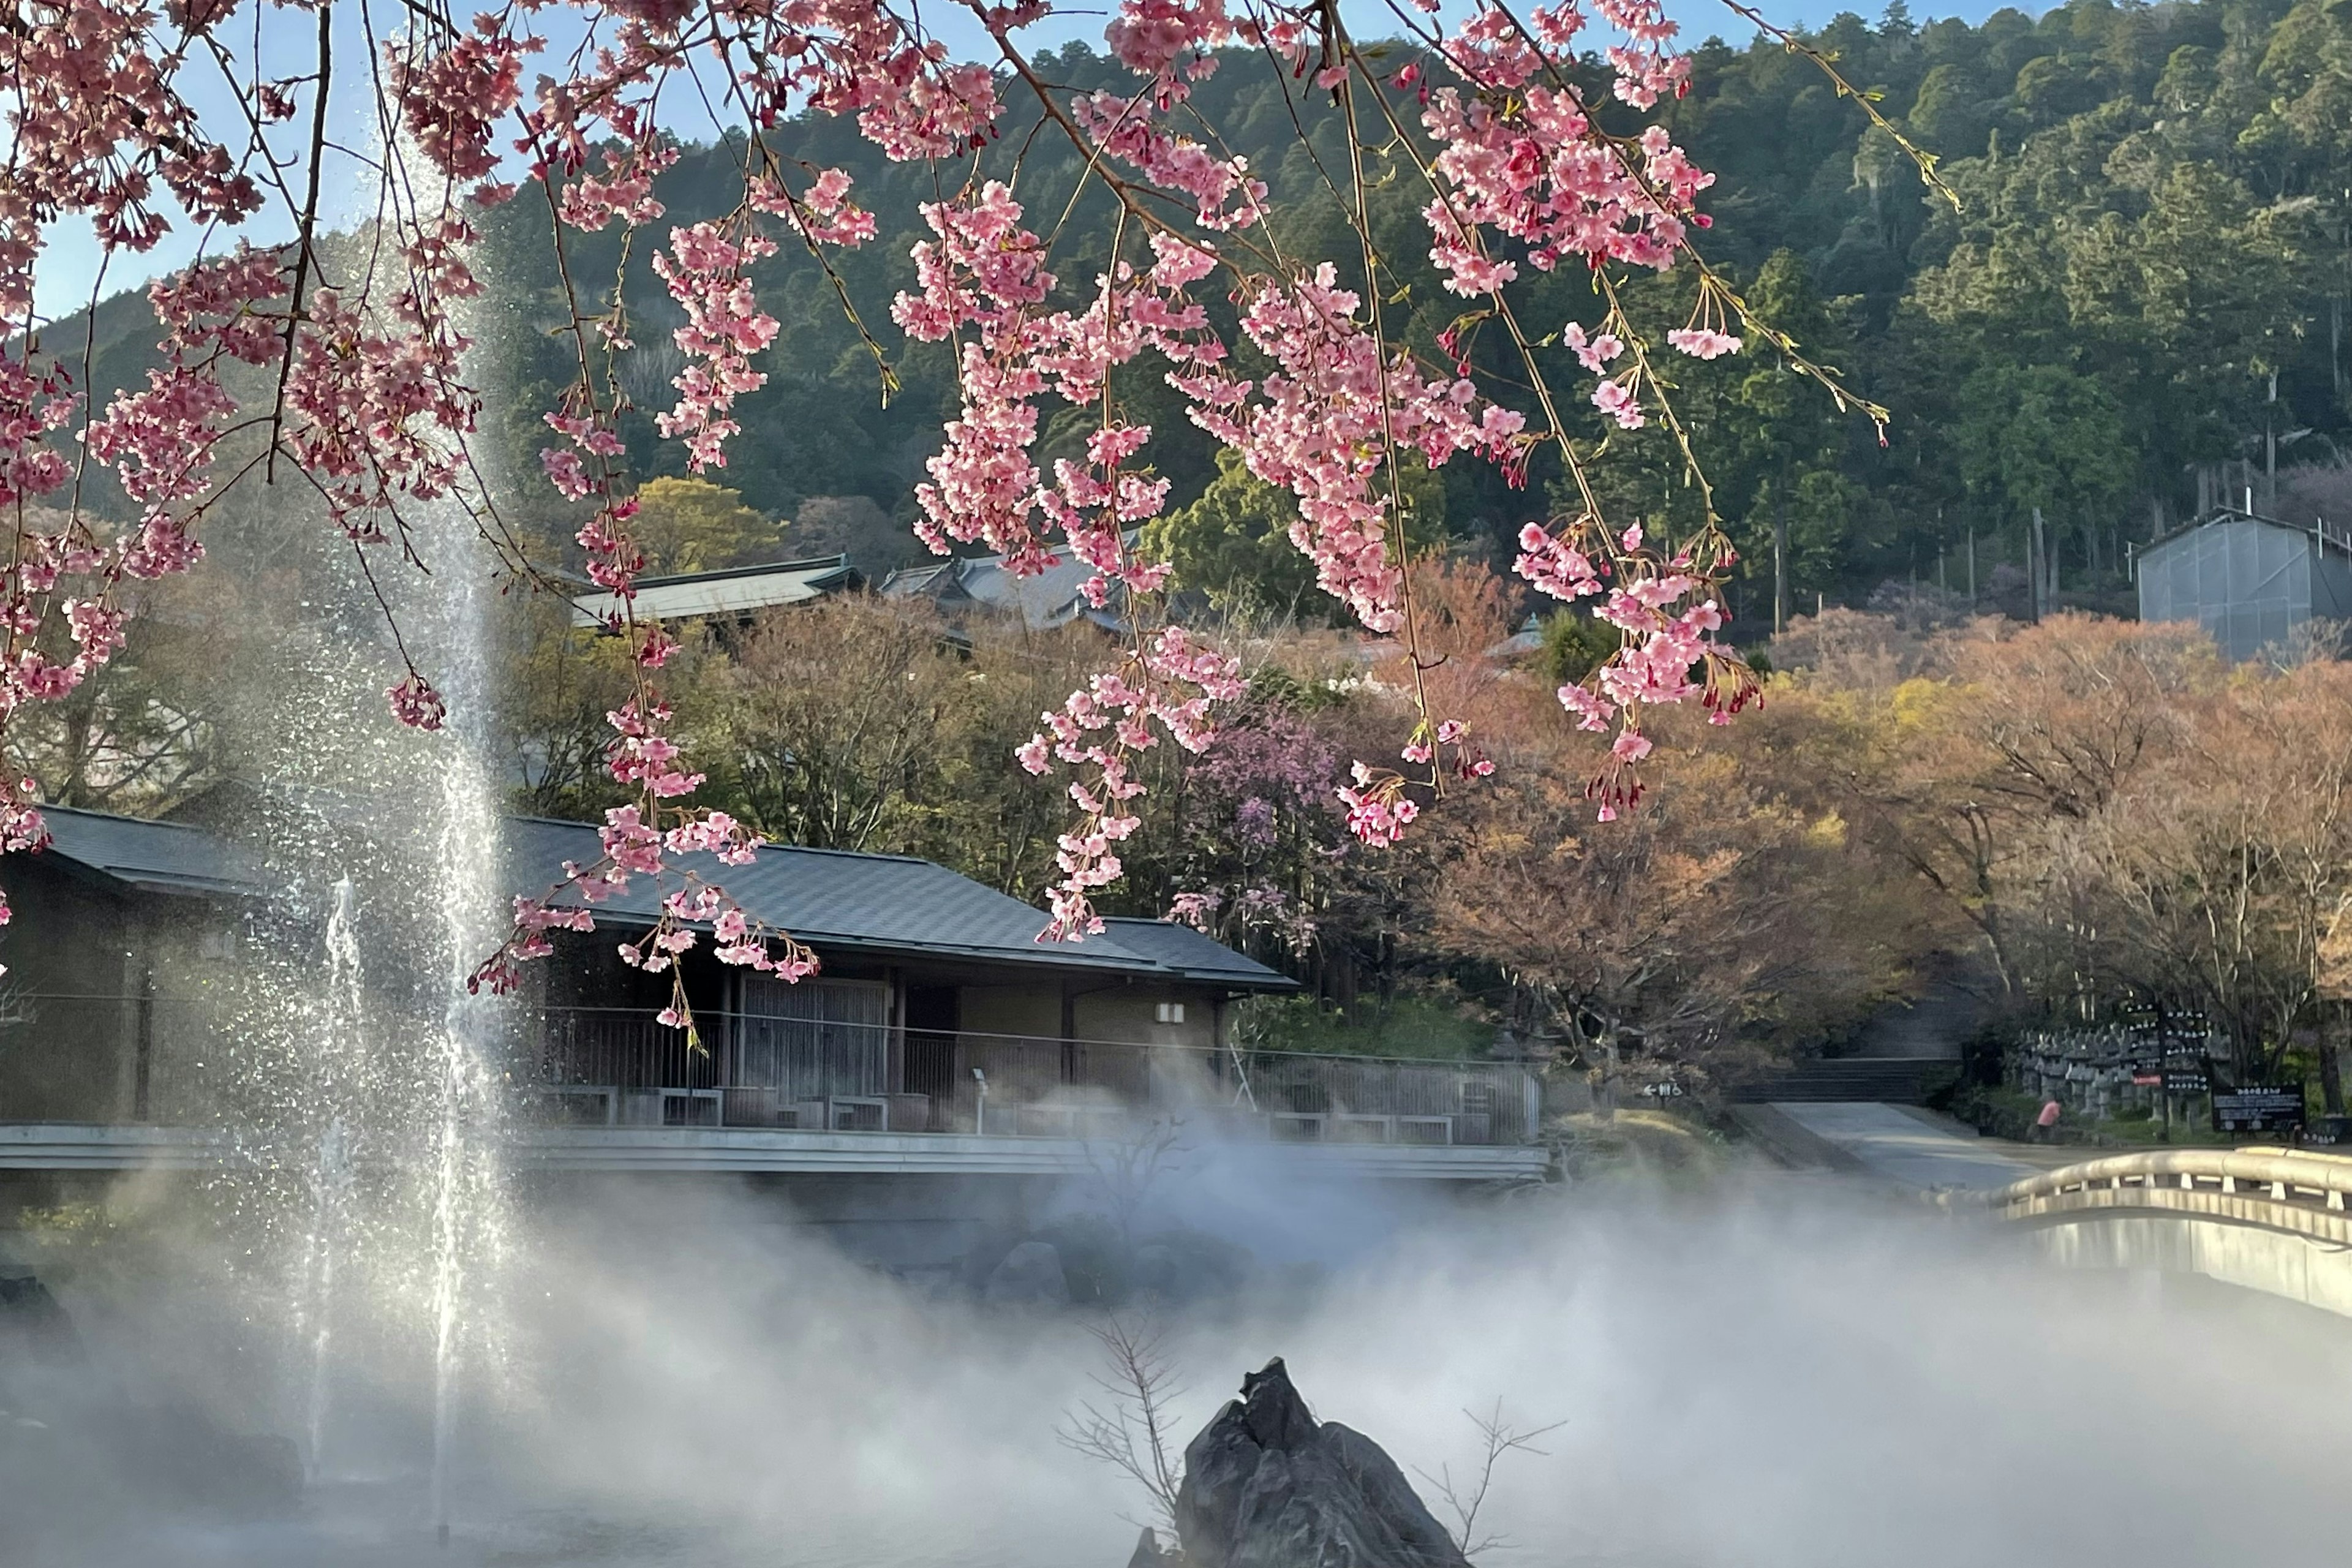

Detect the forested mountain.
xmin=58 ymin=0 xmax=2352 ymax=625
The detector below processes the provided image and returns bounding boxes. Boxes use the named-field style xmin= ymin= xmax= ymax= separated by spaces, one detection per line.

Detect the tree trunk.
xmin=1772 ymin=508 xmax=1790 ymax=635
xmin=2325 ymin=1003 xmax=2347 ymax=1117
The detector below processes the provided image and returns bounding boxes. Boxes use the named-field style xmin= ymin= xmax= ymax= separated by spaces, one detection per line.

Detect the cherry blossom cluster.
xmin=1016 ymin=628 xmax=1243 ymax=940
xmin=1167 ymin=884 xmax=1317 ymax=954
xmin=651 ymin=220 xmax=783 ymax=469
xmin=1516 ymin=517 xmax=1761 ymax=818
xmin=0 ymin=0 xmax=1790 ymax=995
xmin=0 ymin=0 xmax=276 ymax=912
xmin=439 ymin=2 xmax=965 ymax=1022
xmin=1401 ymin=717 xmax=1497 ymax=782
xmin=1338 ymin=764 xmax=1422 ymax=848
xmin=1185 ymin=266 xmax=1526 ymax=633
xmin=471 ymin=804 xmax=815 ymax=998
xmin=1399 ymin=0 xmax=1752 ymax=455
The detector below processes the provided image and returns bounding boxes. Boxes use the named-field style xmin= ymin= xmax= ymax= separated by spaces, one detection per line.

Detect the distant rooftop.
xmin=1484 ymin=612 xmax=1545 ymax=660
xmin=569 ymin=555 xmax=863 ymax=628
xmin=2141 ymin=505 xmax=2352 ymax=562
xmin=879 ymin=537 xmax=1137 ymax=633
xmin=2136 ymin=506 xmax=2352 ymax=663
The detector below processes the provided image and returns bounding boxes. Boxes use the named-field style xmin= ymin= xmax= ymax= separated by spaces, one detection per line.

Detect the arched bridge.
xmin=1988 ymin=1148 xmax=2352 ymax=1318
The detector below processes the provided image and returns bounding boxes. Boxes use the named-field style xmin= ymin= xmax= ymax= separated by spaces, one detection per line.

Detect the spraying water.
xmin=410 ymin=377 xmax=514 ymax=1550
xmin=421 ymin=661 xmax=507 ymax=1547
xmin=298 ymin=1116 xmax=353 ymax=1476
xmin=292 ymin=876 xmax=364 ymax=1481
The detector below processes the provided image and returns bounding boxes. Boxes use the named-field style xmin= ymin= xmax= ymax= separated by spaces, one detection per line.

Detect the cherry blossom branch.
xmin=265 ymin=1 xmax=332 ymax=483
xmin=0 ymin=0 xmax=1920 ymax=984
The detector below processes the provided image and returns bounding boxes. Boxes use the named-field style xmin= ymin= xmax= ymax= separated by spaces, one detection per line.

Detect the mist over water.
xmin=13 ymin=1148 xmax=2352 ymax=1568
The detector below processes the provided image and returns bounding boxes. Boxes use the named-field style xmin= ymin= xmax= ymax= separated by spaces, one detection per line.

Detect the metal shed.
xmin=2135 ymin=509 xmax=2352 ymax=662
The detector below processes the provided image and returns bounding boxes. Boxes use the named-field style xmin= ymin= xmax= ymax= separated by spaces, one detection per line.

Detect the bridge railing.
xmin=1991 ymin=1147 xmax=2352 ymax=1219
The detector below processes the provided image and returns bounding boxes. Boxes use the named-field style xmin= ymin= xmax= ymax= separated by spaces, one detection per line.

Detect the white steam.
xmin=15 ymin=1157 xmax=2352 ymax=1567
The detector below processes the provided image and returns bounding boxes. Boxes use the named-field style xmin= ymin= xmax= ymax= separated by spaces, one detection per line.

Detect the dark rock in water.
xmin=0 ymin=1271 xmax=301 ymax=1519
xmin=1127 ymin=1525 xmax=1170 ymax=1568
xmin=100 ymin=1401 xmax=305 ymax=1512
xmin=1129 ymin=1228 xmax=1251 ymax=1304
xmin=1035 ymin=1215 xmax=1127 ymax=1304
xmin=983 ymin=1240 xmax=1070 ymax=1306
xmin=1174 ymin=1358 xmax=1469 ymax=1568
xmin=0 ymin=1272 xmax=85 ymax=1365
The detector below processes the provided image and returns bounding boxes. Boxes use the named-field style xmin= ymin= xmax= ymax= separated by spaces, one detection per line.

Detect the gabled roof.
xmin=1483 ymin=612 xmax=1545 ymax=660
xmin=879 ymin=537 xmax=1137 ymax=632
xmin=506 ymin=817 xmax=1292 ymax=988
xmin=32 ymin=805 xmax=261 ymax=897
xmin=2141 ymin=507 xmax=2352 ymax=563
xmin=1093 ymin=917 xmax=1293 ymax=988
xmin=569 ymin=555 xmax=863 ymax=628
xmin=21 ymin=804 xmax=1292 ymax=990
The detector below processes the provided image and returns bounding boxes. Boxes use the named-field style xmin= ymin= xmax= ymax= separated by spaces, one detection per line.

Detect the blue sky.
xmin=34 ymin=0 xmax=2038 ymax=323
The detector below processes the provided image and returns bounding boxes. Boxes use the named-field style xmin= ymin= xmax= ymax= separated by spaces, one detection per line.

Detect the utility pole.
xmin=2338 ymin=198 xmax=2348 ymax=405
xmin=1967 ymin=528 xmax=1977 ymax=604
xmin=2266 ymin=368 xmax=2279 ymax=512
xmin=1772 ymin=508 xmax=1789 ymax=636
xmin=2030 ymin=507 xmax=2047 ymax=622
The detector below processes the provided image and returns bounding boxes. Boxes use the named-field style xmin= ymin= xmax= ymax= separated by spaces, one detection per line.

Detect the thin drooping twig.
xmin=266 ymin=0 xmax=332 ymax=481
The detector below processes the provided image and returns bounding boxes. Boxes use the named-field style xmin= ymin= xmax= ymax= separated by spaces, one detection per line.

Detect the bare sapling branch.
xmin=1058 ymin=1313 xmax=1189 ymax=1540
xmin=1413 ymin=1401 xmax=1567 ymax=1560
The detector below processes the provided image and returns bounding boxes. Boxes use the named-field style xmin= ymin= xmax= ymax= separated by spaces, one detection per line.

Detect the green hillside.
xmin=61 ymin=0 xmax=2352 ymax=618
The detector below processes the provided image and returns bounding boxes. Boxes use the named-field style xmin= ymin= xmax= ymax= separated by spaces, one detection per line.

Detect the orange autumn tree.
xmin=1433 ymin=705 xmax=1921 ymax=1103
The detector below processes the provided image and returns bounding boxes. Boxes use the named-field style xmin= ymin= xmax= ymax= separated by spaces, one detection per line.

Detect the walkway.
xmin=0 ymin=1120 xmax=1555 ymax=1182
xmin=1771 ymin=1102 xmax=2036 ymax=1192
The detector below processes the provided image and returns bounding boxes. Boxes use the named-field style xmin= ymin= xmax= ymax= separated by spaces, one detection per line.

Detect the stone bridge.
xmin=1986 ymin=1147 xmax=2352 ymax=1318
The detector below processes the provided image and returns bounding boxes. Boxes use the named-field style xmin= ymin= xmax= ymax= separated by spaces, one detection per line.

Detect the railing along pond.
xmin=524 ymin=1007 xmax=1543 ymax=1146
xmin=0 ymin=996 xmax=1545 ymax=1148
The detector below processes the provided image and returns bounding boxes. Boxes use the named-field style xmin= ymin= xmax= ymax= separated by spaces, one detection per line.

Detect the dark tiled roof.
xmin=507 ymin=817 xmax=1291 ymax=989
xmin=35 ymin=805 xmax=262 ymax=897
xmin=26 ymin=804 xmax=1292 ymax=990
xmin=1094 ymin=917 xmax=1292 ymax=986
xmin=878 ymin=535 xmax=1139 ymax=632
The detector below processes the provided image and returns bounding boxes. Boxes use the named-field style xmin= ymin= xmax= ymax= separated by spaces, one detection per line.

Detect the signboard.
xmin=2212 ymin=1086 xmax=2304 ymax=1135
xmin=1641 ymin=1082 xmax=1686 ymax=1099
xmin=2163 ymin=1069 xmax=2209 ymax=1095
xmin=2130 ymin=1070 xmax=2163 ymax=1087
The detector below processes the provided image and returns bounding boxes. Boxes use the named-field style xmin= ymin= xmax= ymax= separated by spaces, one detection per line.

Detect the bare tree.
xmin=1082 ymin=1115 xmax=1190 ymax=1246
xmin=1413 ymin=1403 xmax=1566 ymax=1559
xmin=1059 ymin=1315 xmax=1189 ymax=1540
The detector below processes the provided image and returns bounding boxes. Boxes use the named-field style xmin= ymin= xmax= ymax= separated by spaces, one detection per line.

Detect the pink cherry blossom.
xmin=0 ymin=0 xmax=1781 ymax=1002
